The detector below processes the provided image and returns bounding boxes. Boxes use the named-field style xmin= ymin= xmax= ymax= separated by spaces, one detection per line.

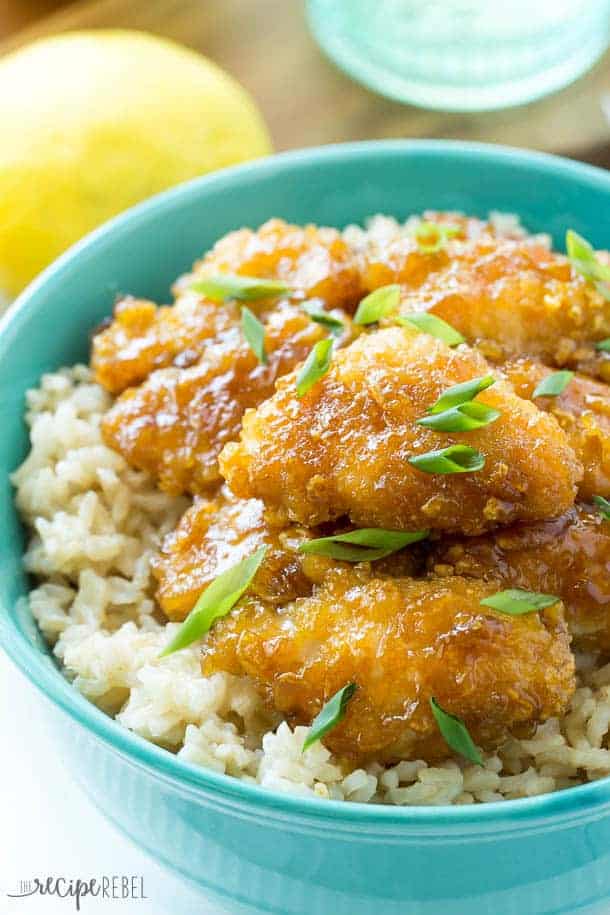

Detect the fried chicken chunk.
xmin=203 ymin=569 xmax=575 ymax=763
xmin=501 ymin=358 xmax=610 ymax=501
xmin=102 ymin=302 xmax=346 ymax=494
xmin=152 ymin=489 xmax=313 ymax=621
xmin=92 ymin=218 xmax=363 ymax=395
xmin=152 ymin=487 xmax=422 ymax=621
xmin=188 ymin=218 xmax=363 ymax=311
xmin=221 ymin=327 xmax=581 ymax=535
xmin=429 ymin=504 xmax=610 ymax=653
xmin=91 ymin=293 xmax=239 ymax=395
xmin=365 ymin=233 xmax=610 ymax=380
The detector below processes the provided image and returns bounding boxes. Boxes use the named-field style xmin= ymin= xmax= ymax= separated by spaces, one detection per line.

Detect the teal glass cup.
xmin=307 ymin=0 xmax=610 ymax=111
xmin=3 ymin=142 xmax=610 ymax=914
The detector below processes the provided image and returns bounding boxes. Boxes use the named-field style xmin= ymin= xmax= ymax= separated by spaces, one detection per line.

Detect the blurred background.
xmin=3 ymin=0 xmax=610 ymax=156
xmin=2 ymin=0 xmax=610 ymax=301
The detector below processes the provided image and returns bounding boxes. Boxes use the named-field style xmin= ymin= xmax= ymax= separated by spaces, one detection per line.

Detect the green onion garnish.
xmin=430 ymin=698 xmax=483 ymax=766
xmin=241 ymin=306 xmax=267 ymax=364
xmin=566 ymin=230 xmax=610 ymax=300
xmin=414 ymin=221 xmax=461 ymax=255
xmin=426 ymin=375 xmax=496 ymax=415
xmin=298 ymin=528 xmax=429 ymax=562
xmin=191 ymin=274 xmax=291 ymax=302
xmin=395 ymin=313 xmax=465 ymax=347
xmin=302 ymin=300 xmax=345 ymax=335
xmin=593 ymin=495 xmax=610 ymax=521
xmin=354 ymin=285 xmax=400 ymax=325
xmin=416 ymin=401 xmax=501 ymax=433
xmin=408 ymin=445 xmax=485 ymax=475
xmin=416 ymin=374 xmax=499 ymax=432
xmin=532 ymin=370 xmax=574 ymax=398
xmin=159 ymin=547 xmax=267 ymax=658
xmin=596 ymin=339 xmax=610 ymax=352
xmin=480 ymin=588 xmax=559 ymax=615
xmin=296 ymin=338 xmax=333 ymax=397
xmin=302 ymin=683 xmax=357 ymax=752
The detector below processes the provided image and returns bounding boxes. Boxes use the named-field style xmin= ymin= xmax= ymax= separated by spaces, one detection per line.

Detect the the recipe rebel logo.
xmin=6 ymin=875 xmax=147 ymax=911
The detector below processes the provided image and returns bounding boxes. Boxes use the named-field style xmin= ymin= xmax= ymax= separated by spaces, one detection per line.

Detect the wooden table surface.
xmin=3 ymin=0 xmax=610 ymax=166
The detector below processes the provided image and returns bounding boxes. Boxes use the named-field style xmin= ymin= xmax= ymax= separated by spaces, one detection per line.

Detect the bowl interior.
xmin=3 ymin=139 xmax=610 ymax=821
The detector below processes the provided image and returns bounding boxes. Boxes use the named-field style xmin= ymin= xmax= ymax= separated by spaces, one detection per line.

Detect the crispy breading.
xmin=429 ymin=505 xmax=610 ymax=653
xmin=187 ymin=218 xmax=363 ymax=311
xmin=91 ymin=293 xmax=236 ymax=395
xmin=221 ymin=327 xmax=582 ymax=535
xmin=501 ymin=358 xmax=610 ymax=500
xmin=93 ymin=218 xmax=363 ymax=395
xmin=152 ymin=489 xmax=313 ymax=621
xmin=203 ymin=569 xmax=575 ymax=763
xmin=364 ymin=234 xmax=610 ymax=380
xmin=102 ymin=302 xmax=343 ymax=494
xmin=152 ymin=487 xmax=422 ymax=621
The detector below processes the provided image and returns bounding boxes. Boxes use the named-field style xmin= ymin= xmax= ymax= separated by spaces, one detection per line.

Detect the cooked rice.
xmin=11 ymin=214 xmax=610 ymax=806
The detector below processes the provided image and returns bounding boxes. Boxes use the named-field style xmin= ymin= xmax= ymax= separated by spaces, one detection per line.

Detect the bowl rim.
xmin=3 ymin=137 xmax=610 ymax=829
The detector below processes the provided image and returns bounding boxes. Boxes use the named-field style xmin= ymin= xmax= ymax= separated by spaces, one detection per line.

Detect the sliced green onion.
xmin=416 ymin=401 xmax=501 ymax=432
xmin=241 ymin=306 xmax=267 ymax=364
xmin=430 ymin=698 xmax=483 ymax=766
xmin=566 ymin=229 xmax=595 ymax=268
xmin=159 ymin=547 xmax=267 ymax=657
xmin=395 ymin=313 xmax=465 ymax=347
xmin=596 ymin=339 xmax=610 ymax=352
xmin=566 ymin=230 xmax=610 ymax=300
xmin=532 ymin=370 xmax=574 ymax=398
xmin=296 ymin=338 xmax=333 ymax=397
xmin=302 ymin=683 xmax=357 ymax=752
xmin=298 ymin=528 xmax=429 ymax=562
xmin=191 ymin=274 xmax=291 ymax=302
xmin=480 ymin=588 xmax=559 ymax=615
xmin=427 ymin=375 xmax=496 ymax=415
xmin=302 ymin=300 xmax=345 ymax=335
xmin=354 ymin=285 xmax=400 ymax=325
xmin=408 ymin=445 xmax=485 ymax=475
xmin=414 ymin=221 xmax=461 ymax=255
xmin=417 ymin=375 xmax=499 ymax=432
xmin=593 ymin=495 xmax=610 ymax=521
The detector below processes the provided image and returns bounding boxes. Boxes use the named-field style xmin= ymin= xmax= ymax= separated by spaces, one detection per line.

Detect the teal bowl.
xmin=3 ymin=141 xmax=610 ymax=915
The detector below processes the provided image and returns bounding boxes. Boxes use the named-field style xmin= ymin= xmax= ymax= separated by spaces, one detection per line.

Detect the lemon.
xmin=0 ymin=30 xmax=272 ymax=296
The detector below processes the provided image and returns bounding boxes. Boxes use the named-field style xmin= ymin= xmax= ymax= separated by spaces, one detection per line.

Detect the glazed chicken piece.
xmin=429 ymin=504 xmax=610 ymax=654
xmin=185 ymin=217 xmax=364 ymax=311
xmin=92 ymin=218 xmax=363 ymax=395
xmin=152 ymin=487 xmax=422 ymax=621
xmin=102 ymin=302 xmax=353 ymax=494
xmin=364 ymin=233 xmax=610 ymax=381
xmin=357 ymin=212 xmax=494 ymax=289
xmin=501 ymin=358 xmax=610 ymax=501
xmin=203 ymin=568 xmax=575 ymax=763
xmin=153 ymin=488 xmax=313 ymax=621
xmin=91 ymin=293 xmax=240 ymax=395
xmin=221 ymin=327 xmax=582 ymax=535
xmin=348 ymin=210 xmax=535 ymax=268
